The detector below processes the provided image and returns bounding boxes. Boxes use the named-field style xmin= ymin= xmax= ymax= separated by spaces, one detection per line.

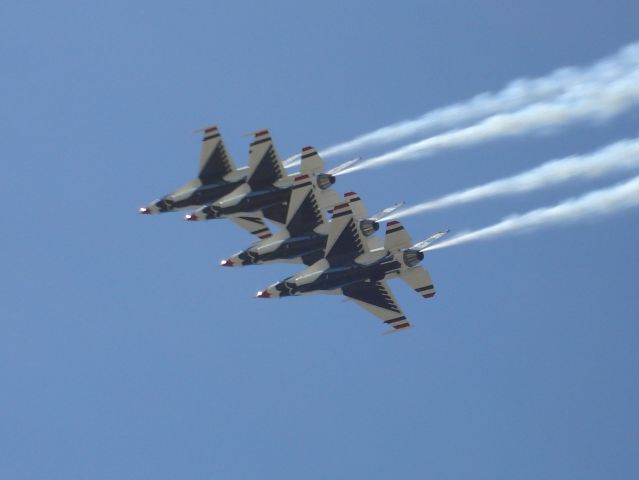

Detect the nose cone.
xmin=139 ymin=204 xmax=159 ymax=214
xmin=184 ymin=213 xmax=200 ymax=221
xmin=220 ymin=252 xmax=246 ymax=267
xmin=139 ymin=199 xmax=166 ymax=214
xmin=220 ymin=258 xmax=234 ymax=267
xmin=256 ymin=283 xmax=283 ymax=298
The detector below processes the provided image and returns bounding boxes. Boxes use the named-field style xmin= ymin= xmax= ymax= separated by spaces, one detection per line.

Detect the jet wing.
xmin=198 ymin=126 xmax=237 ymax=184
xmin=342 ymin=280 xmax=411 ymax=332
xmin=246 ymin=129 xmax=286 ymax=189
xmin=261 ymin=200 xmax=291 ymax=226
xmin=323 ymin=198 xmax=368 ymax=264
xmin=229 ymin=214 xmax=272 ymax=240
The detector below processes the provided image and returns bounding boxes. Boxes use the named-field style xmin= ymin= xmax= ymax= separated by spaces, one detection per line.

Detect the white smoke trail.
xmin=283 ymin=42 xmax=639 ymax=168
xmin=385 ymin=138 xmax=639 ymax=220
xmin=342 ymin=67 xmax=639 ymax=174
xmin=423 ymin=175 xmax=639 ymax=252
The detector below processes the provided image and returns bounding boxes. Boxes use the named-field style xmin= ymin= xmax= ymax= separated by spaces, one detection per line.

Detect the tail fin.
xmin=299 ymin=146 xmax=325 ymax=174
xmin=384 ymin=220 xmax=413 ymax=251
xmin=297 ymin=146 xmax=340 ymax=209
xmin=198 ymin=125 xmax=236 ymax=183
xmin=246 ymin=129 xmax=286 ymax=189
xmin=285 ymin=170 xmax=326 ymax=236
xmin=344 ymin=192 xmax=369 ymax=219
xmin=324 ymin=200 xmax=366 ymax=262
xmin=345 ymin=192 xmax=383 ymax=251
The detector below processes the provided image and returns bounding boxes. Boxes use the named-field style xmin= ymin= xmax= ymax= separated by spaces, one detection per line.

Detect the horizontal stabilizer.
xmin=400 ymin=266 xmax=435 ymax=299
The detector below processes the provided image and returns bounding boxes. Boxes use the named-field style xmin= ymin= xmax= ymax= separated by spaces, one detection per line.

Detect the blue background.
xmin=2 ymin=1 xmax=639 ymax=478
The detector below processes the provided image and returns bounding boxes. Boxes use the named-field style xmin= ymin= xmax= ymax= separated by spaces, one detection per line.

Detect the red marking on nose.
xmin=256 ymin=290 xmax=271 ymax=298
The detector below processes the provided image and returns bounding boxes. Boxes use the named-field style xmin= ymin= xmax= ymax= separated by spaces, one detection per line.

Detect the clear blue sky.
xmin=2 ymin=1 xmax=639 ymax=478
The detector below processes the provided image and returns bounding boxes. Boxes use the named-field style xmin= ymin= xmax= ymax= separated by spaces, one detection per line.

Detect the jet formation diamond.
xmin=140 ymin=125 xmax=448 ymax=333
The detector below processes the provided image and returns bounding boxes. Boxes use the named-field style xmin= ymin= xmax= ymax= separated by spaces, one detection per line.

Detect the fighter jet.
xmin=183 ymin=132 xmax=338 ymax=228
xmin=139 ymin=125 xmax=273 ymax=239
xmin=219 ymin=149 xmax=403 ymax=268
xmin=256 ymin=193 xmax=448 ymax=333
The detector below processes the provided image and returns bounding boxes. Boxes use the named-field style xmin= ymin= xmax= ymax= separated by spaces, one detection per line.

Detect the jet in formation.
xmin=140 ymin=126 xmax=341 ymax=239
xmin=255 ymin=192 xmax=448 ymax=333
xmin=141 ymin=126 xmax=448 ymax=333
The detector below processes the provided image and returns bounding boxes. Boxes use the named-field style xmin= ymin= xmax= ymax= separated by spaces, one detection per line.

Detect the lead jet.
xmin=139 ymin=125 xmax=273 ymax=239
xmin=219 ymin=149 xmax=402 ymax=267
xmin=255 ymin=192 xmax=448 ymax=333
xmin=183 ymin=132 xmax=338 ymax=229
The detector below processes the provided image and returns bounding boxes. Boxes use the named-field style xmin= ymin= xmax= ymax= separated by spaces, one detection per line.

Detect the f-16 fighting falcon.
xmin=219 ymin=149 xmax=404 ymax=268
xmin=139 ymin=125 xmax=273 ymax=239
xmin=183 ymin=131 xmax=340 ymax=228
xmin=256 ymin=192 xmax=448 ymax=333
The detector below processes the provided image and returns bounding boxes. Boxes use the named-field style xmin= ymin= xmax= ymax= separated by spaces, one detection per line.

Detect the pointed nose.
xmin=220 ymin=258 xmax=234 ymax=267
xmin=139 ymin=207 xmax=152 ymax=214
xmin=256 ymin=290 xmax=271 ymax=299
xmin=184 ymin=213 xmax=199 ymax=221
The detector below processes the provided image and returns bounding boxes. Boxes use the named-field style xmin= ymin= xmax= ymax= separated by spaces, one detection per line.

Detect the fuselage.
xmin=274 ymin=253 xmax=404 ymax=297
xmin=142 ymin=178 xmax=245 ymax=214
xmin=198 ymin=186 xmax=291 ymax=220
xmin=232 ymin=232 xmax=328 ymax=266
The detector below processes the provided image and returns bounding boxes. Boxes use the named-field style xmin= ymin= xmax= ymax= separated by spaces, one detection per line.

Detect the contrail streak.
xmin=385 ymin=138 xmax=639 ymax=220
xmin=423 ymin=175 xmax=639 ymax=251
xmin=282 ymin=42 xmax=639 ymax=168
xmin=343 ymin=67 xmax=639 ymax=174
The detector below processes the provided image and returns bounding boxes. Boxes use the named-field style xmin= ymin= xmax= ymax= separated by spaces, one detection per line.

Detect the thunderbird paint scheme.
xmin=256 ymin=193 xmax=448 ymax=333
xmin=139 ymin=126 xmax=278 ymax=238
xmin=219 ymin=150 xmax=402 ymax=268
xmin=183 ymin=132 xmax=337 ymax=230
xmin=139 ymin=126 xmax=247 ymax=215
xmin=140 ymin=124 xmax=448 ymax=334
